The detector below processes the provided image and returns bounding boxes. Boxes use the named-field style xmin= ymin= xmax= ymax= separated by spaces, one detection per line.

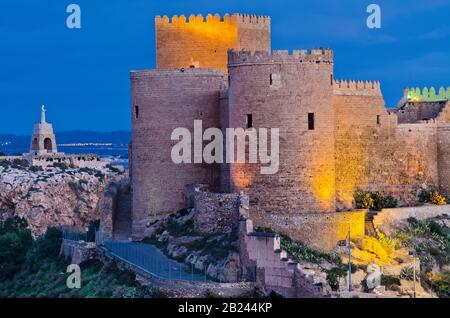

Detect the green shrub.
xmin=25 ymin=228 xmax=62 ymax=266
xmin=400 ymin=266 xmax=414 ymax=280
xmin=381 ymin=274 xmax=401 ymax=288
xmin=29 ymin=165 xmax=43 ymax=173
xmin=419 ymin=189 xmax=448 ymax=205
xmin=52 ymin=162 xmax=69 ymax=170
xmin=279 ymin=233 xmax=342 ymax=266
xmin=431 ymin=271 xmax=450 ymax=298
xmin=326 ymin=266 xmax=347 ymax=291
xmin=354 ymin=190 xmax=397 ymax=211
xmin=0 ymin=217 xmax=33 ymax=280
xmin=354 ymin=190 xmax=374 ymax=209
xmin=12 ymin=159 xmax=30 ymax=169
xmin=106 ymin=164 xmax=122 ymax=174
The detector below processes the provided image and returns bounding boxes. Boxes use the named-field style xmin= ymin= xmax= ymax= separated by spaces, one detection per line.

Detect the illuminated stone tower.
xmin=155 ymin=13 xmax=271 ymax=74
xmin=30 ymin=105 xmax=58 ymax=155
xmin=227 ymin=49 xmax=336 ymax=234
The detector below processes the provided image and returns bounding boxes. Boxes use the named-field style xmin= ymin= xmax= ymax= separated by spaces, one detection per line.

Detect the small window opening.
xmin=308 ymin=113 xmax=315 ymax=130
xmin=330 ymin=74 xmax=333 ymax=86
xmin=189 ymin=65 xmax=195 ymax=68
xmin=135 ymin=105 xmax=139 ymax=119
xmin=377 ymin=115 xmax=381 ymax=125
xmin=269 ymin=74 xmax=273 ymax=85
xmin=228 ymin=75 xmax=231 ymax=86
xmin=246 ymin=114 xmax=253 ymax=129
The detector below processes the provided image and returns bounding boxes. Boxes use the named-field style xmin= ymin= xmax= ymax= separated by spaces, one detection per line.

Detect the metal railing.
xmin=62 ymin=229 xmax=96 ymax=243
xmin=103 ymin=240 xmax=213 ymax=282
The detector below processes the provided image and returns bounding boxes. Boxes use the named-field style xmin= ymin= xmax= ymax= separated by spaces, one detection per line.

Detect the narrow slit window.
xmin=269 ymin=74 xmax=273 ymax=86
xmin=135 ymin=105 xmax=139 ymax=119
xmin=330 ymin=74 xmax=333 ymax=86
xmin=377 ymin=115 xmax=381 ymax=125
xmin=246 ymin=114 xmax=253 ymax=129
xmin=308 ymin=113 xmax=315 ymax=130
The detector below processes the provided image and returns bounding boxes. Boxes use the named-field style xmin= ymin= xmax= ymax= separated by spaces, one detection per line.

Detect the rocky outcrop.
xmin=0 ymin=161 xmax=121 ymax=236
xmin=142 ymin=208 xmax=241 ymax=283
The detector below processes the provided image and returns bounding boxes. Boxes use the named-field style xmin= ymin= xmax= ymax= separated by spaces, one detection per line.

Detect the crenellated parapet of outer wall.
xmin=227 ymin=49 xmax=333 ymax=66
xmin=333 ymin=80 xmax=382 ymax=97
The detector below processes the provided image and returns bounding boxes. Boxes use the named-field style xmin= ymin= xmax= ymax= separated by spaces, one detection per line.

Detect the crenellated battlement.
xmin=403 ymin=86 xmax=450 ymax=102
xmin=333 ymin=79 xmax=382 ymax=97
xmin=155 ymin=13 xmax=270 ymax=28
xmin=227 ymin=48 xmax=333 ymax=66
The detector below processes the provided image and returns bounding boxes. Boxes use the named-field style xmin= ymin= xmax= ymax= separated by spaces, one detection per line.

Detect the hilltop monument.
xmin=30 ymin=105 xmax=58 ymax=155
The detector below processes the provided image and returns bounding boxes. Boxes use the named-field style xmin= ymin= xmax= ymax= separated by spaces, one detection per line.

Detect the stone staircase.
xmin=113 ymin=188 xmax=132 ymax=241
xmin=365 ymin=211 xmax=378 ymax=237
xmin=239 ymin=219 xmax=330 ymax=298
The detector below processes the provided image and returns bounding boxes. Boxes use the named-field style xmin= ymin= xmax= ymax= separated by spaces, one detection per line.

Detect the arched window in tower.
xmin=44 ymin=138 xmax=53 ymax=153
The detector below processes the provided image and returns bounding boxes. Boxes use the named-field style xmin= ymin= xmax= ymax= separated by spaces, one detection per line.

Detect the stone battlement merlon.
xmin=333 ymin=79 xmax=382 ymax=97
xmin=155 ymin=13 xmax=270 ymax=28
xmin=227 ymin=48 xmax=333 ymax=66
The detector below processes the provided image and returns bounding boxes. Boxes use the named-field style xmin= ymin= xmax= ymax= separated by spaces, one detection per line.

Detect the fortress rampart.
xmin=130 ymin=12 xmax=450 ymax=250
xmin=333 ymin=80 xmax=381 ymax=96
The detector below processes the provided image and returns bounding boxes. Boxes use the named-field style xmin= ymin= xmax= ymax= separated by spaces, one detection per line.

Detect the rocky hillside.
xmin=0 ymin=159 xmax=122 ymax=236
xmin=142 ymin=208 xmax=240 ymax=283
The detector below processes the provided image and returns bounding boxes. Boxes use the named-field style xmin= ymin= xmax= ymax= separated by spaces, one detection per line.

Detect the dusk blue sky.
xmin=0 ymin=0 xmax=449 ymax=134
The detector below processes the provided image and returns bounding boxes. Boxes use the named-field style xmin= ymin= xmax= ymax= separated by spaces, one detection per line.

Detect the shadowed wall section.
xmin=130 ymin=68 xmax=224 ymax=239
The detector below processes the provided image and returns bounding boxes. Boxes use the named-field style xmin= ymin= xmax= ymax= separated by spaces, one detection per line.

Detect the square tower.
xmin=155 ymin=13 xmax=271 ymax=74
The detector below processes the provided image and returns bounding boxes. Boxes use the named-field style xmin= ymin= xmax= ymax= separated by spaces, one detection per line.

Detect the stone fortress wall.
xmin=332 ymin=81 xmax=440 ymax=209
xmin=130 ymin=12 xmax=450 ymax=249
xmin=130 ymin=68 xmax=224 ymax=236
xmin=227 ymin=49 xmax=336 ymax=233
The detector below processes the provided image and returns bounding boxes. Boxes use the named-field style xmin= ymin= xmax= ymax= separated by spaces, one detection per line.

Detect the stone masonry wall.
xmin=193 ymin=191 xmax=247 ymax=235
xmin=228 ymin=49 xmax=336 ymax=233
xmin=438 ymin=124 xmax=450 ymax=196
xmin=255 ymin=211 xmax=366 ymax=251
xmin=373 ymin=205 xmax=450 ymax=235
xmin=98 ymin=182 xmax=120 ymax=242
xmin=155 ymin=14 xmax=270 ymax=74
xmin=130 ymin=68 xmax=224 ymax=237
xmin=333 ymin=87 xmax=438 ymax=209
xmin=60 ymin=240 xmax=97 ymax=265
